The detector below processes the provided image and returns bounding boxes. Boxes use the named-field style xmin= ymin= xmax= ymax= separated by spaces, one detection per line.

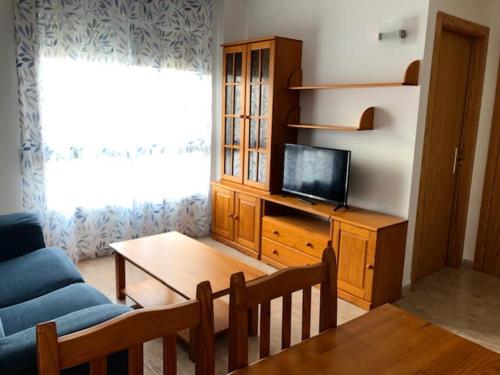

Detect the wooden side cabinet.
xmin=211 ymin=184 xmax=262 ymax=258
xmin=332 ymin=220 xmax=407 ymax=310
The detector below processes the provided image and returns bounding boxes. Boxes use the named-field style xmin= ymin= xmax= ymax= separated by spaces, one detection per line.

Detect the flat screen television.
xmin=282 ymin=144 xmax=351 ymax=209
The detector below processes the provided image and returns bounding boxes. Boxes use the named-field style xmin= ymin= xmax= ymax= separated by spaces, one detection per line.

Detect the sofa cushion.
xmin=0 ymin=303 xmax=132 ymax=375
xmin=0 ymin=213 xmax=46 ymax=262
xmin=0 ymin=248 xmax=84 ymax=308
xmin=0 ymin=283 xmax=111 ymax=336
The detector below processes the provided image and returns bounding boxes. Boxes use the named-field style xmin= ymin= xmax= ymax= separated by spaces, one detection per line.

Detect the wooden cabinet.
xmin=211 ymin=185 xmax=261 ymax=258
xmin=211 ymin=181 xmax=407 ymax=310
xmin=332 ymin=222 xmax=375 ymax=305
xmin=211 ymin=185 xmax=234 ymax=240
xmin=234 ymin=193 xmax=261 ymax=251
xmin=331 ymin=221 xmax=406 ymax=310
xmin=221 ymin=37 xmax=302 ymax=192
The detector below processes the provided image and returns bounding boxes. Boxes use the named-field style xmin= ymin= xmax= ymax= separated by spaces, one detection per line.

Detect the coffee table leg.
xmin=115 ymin=252 xmax=126 ymax=300
xmin=249 ymin=306 xmax=258 ymax=337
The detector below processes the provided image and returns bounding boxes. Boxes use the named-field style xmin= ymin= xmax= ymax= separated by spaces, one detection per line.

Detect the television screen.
xmin=282 ymin=144 xmax=351 ymax=206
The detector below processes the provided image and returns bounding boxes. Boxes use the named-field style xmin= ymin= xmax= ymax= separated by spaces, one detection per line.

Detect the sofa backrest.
xmin=0 ymin=213 xmax=46 ymax=262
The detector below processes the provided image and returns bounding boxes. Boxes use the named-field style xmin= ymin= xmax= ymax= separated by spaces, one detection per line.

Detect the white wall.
xmin=217 ymin=0 xmax=430 ymax=283
xmin=0 ymin=0 xmax=22 ymax=214
xmin=406 ymin=0 xmax=500 ymax=279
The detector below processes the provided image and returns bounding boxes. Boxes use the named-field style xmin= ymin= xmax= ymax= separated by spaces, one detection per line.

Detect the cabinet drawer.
xmin=262 ymin=217 xmax=329 ymax=258
xmin=262 ymin=238 xmax=319 ymax=267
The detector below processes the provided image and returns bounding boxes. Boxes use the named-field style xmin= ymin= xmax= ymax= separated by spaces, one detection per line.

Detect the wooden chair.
xmin=228 ymin=245 xmax=337 ymax=372
xmin=36 ymin=281 xmax=215 ymax=375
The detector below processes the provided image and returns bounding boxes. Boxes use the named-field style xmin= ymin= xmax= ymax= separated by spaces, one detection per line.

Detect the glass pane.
xmin=233 ymin=149 xmax=240 ymax=176
xmin=249 ymin=119 xmax=258 ymax=148
xmin=225 ymin=86 xmax=233 ymax=114
xmin=258 ymin=153 xmax=267 ymax=183
xmin=248 ymin=151 xmax=257 ymax=181
xmin=224 ymin=148 xmax=232 ymax=175
xmin=261 ymin=84 xmax=269 ymax=116
xmin=226 ymin=54 xmax=234 ymax=83
xmin=261 ymin=49 xmax=270 ymax=82
xmin=250 ymin=85 xmax=259 ymax=116
xmin=234 ymin=53 xmax=242 ymax=83
xmin=259 ymin=119 xmax=267 ymax=149
xmin=234 ymin=85 xmax=241 ymax=115
xmin=225 ymin=118 xmax=232 ymax=145
xmin=233 ymin=118 xmax=240 ymax=146
xmin=251 ymin=50 xmax=260 ymax=83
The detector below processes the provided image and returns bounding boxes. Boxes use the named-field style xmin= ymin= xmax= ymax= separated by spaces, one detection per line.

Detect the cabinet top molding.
xmin=222 ymin=35 xmax=303 ymax=47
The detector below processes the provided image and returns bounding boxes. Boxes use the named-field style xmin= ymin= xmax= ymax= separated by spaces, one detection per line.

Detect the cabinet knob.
xmin=305 ymin=242 xmax=313 ymax=248
xmin=228 ymin=214 xmax=234 ymax=218
xmin=366 ymin=264 xmax=374 ymax=270
xmin=273 ymin=249 xmax=279 ymax=255
xmin=272 ymin=230 xmax=279 ymax=236
xmin=239 ymin=114 xmax=245 ymax=118
xmin=234 ymin=215 xmax=239 ymax=220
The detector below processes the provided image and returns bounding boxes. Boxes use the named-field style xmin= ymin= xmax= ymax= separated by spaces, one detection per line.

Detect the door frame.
xmin=412 ymin=12 xmax=489 ymax=284
xmin=474 ymin=60 xmax=500 ymax=271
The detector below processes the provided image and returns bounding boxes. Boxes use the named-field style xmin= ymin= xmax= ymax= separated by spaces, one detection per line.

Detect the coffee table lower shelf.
xmin=122 ymin=279 xmax=229 ymax=343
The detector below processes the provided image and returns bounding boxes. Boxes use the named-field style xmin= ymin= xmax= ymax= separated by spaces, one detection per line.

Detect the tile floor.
xmin=77 ymin=238 xmax=500 ymax=374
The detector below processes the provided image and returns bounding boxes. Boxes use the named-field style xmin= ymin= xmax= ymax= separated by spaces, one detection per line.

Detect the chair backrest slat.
xmin=246 ymin=263 xmax=326 ymax=307
xmin=281 ymin=293 xmax=292 ymax=350
xmin=90 ymin=357 xmax=107 ymax=375
xmin=228 ymin=246 xmax=337 ymax=372
xmin=259 ymin=300 xmax=271 ymax=359
xmin=128 ymin=344 xmax=144 ymax=375
xmin=37 ymin=281 xmax=215 ymax=375
xmin=163 ymin=335 xmax=177 ymax=375
xmin=301 ymin=287 xmax=312 ymax=340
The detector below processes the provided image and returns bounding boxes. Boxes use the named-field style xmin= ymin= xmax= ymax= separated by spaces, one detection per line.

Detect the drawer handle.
xmin=305 ymin=242 xmax=313 ymax=248
xmin=272 ymin=230 xmax=279 ymax=236
xmin=228 ymin=214 xmax=234 ymax=218
xmin=366 ymin=264 xmax=374 ymax=270
xmin=272 ymin=249 xmax=279 ymax=255
xmin=234 ymin=215 xmax=239 ymax=220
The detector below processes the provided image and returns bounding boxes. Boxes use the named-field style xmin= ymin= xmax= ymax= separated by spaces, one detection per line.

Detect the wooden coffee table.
xmin=110 ymin=231 xmax=266 ymax=341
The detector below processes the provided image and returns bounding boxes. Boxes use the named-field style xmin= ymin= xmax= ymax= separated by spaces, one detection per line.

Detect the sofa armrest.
xmin=0 ymin=213 xmax=46 ymax=262
xmin=0 ymin=303 xmax=132 ymax=374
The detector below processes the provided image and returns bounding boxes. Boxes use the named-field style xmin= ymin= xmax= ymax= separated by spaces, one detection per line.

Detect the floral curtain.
xmin=14 ymin=0 xmax=213 ymax=261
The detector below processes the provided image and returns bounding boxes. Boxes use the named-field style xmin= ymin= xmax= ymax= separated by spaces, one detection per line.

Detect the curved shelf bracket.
xmin=288 ymin=70 xmax=303 ymax=88
xmin=358 ymin=107 xmax=375 ymax=130
xmin=403 ymin=60 xmax=420 ymax=86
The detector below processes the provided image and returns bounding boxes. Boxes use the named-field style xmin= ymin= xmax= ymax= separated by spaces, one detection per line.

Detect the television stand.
xmin=297 ymin=197 xmax=316 ymax=205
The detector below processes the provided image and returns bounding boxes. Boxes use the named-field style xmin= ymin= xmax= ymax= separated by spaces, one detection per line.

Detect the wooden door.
xmin=243 ymin=41 xmax=274 ymax=191
xmin=234 ymin=193 xmax=261 ymax=252
xmin=332 ymin=222 xmax=375 ymax=301
xmin=221 ymin=45 xmax=247 ymax=183
xmin=412 ymin=13 xmax=489 ymax=283
xmin=475 ymin=60 xmax=500 ymax=277
xmin=211 ymin=185 xmax=234 ymax=240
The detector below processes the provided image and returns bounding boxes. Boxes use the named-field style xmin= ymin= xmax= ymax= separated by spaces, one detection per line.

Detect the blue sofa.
xmin=0 ymin=213 xmax=132 ymax=374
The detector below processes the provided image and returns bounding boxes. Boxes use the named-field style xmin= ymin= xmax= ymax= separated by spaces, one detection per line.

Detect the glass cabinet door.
xmin=244 ymin=42 xmax=273 ymax=189
xmin=222 ymin=46 xmax=246 ymax=183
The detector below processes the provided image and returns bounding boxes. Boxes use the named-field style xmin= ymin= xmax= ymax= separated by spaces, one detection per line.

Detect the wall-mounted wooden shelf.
xmin=288 ymin=60 xmax=420 ymax=90
xmin=287 ymin=107 xmax=375 ymax=131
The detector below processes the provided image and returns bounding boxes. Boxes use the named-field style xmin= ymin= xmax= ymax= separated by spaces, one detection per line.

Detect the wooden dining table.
xmin=231 ymin=304 xmax=500 ymax=374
